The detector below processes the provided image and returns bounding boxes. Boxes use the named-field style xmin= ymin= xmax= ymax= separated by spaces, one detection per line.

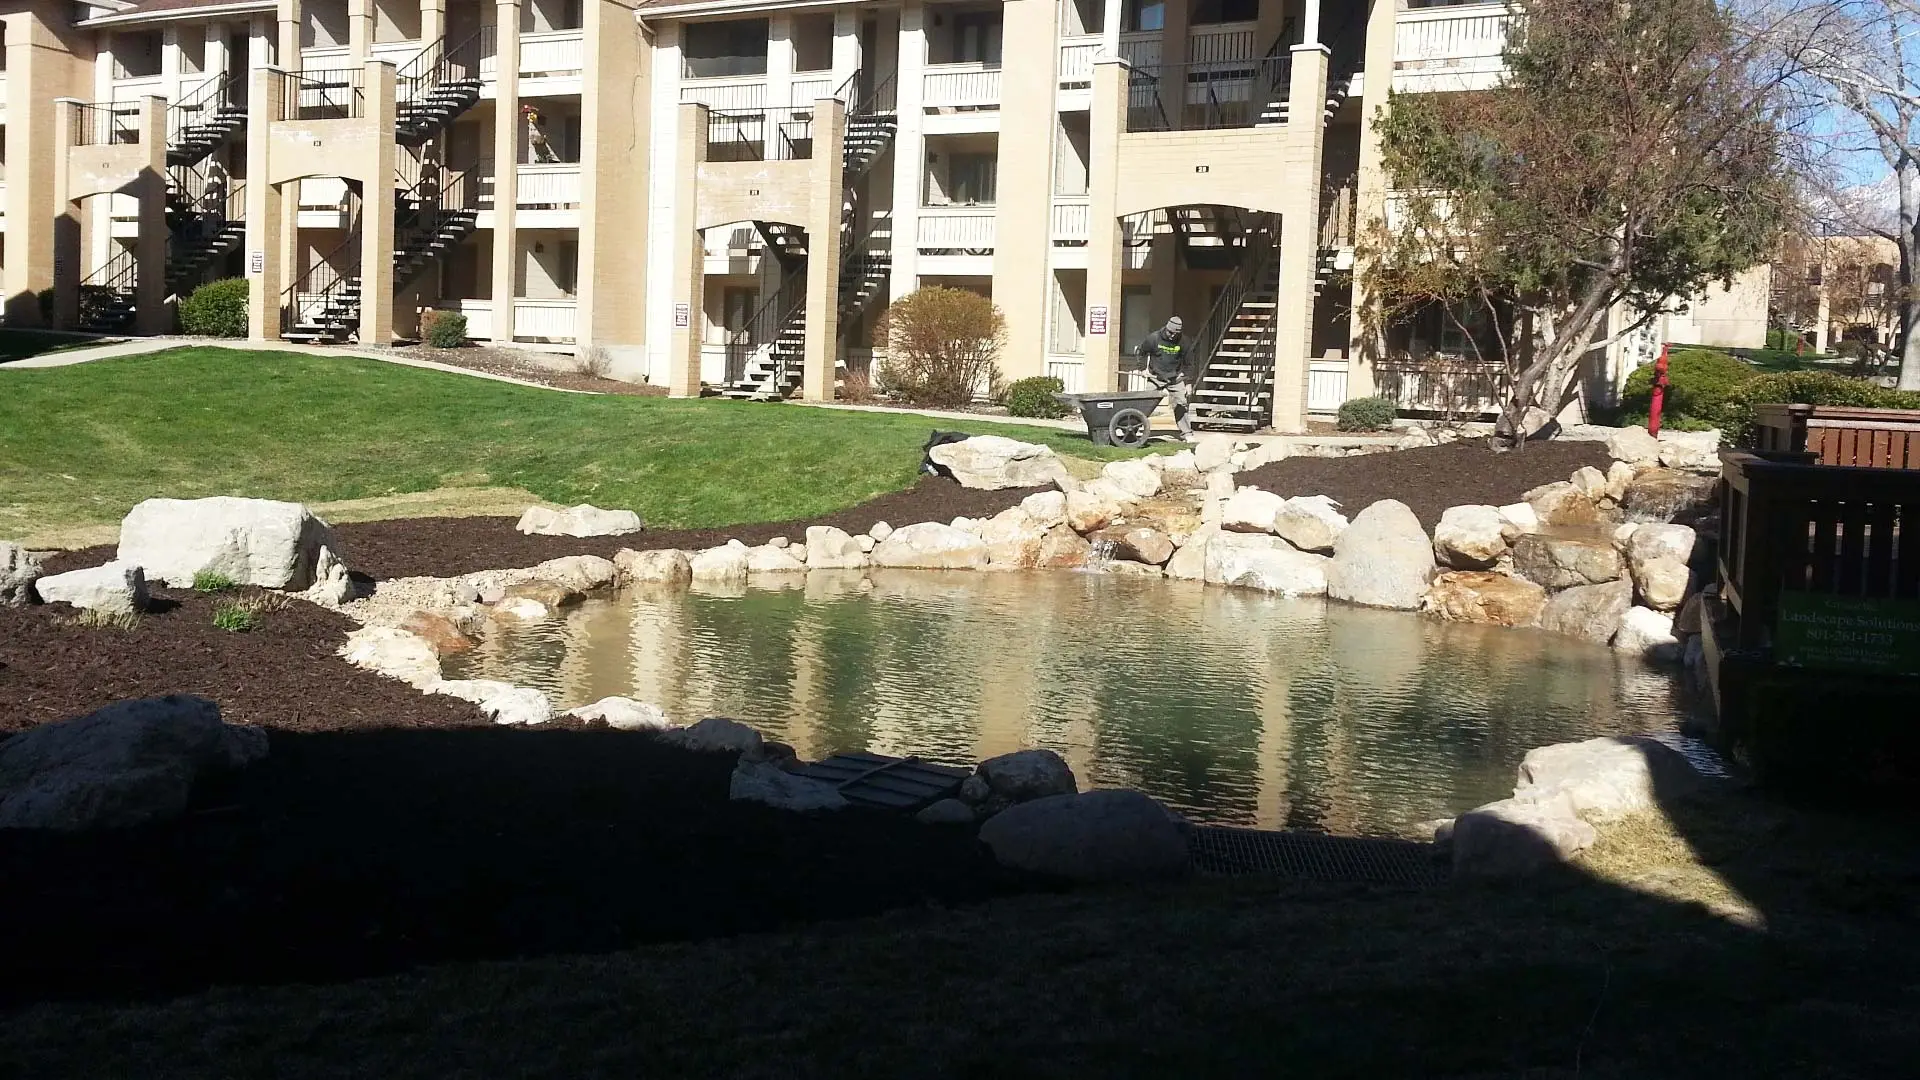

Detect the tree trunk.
xmin=1492 ymin=278 xmax=1617 ymax=448
xmin=1901 ymin=183 xmax=1920 ymax=390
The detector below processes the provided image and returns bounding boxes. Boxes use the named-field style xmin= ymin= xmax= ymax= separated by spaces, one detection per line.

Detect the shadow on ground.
xmin=1 ymin=730 xmax=1916 ymax=1077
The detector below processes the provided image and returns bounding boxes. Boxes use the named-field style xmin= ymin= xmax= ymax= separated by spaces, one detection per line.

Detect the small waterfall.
xmin=1086 ymin=537 xmax=1116 ymax=571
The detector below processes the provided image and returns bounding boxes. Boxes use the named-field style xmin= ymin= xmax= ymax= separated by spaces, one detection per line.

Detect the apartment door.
xmin=723 ymin=286 xmax=759 ymax=383
xmin=953 ymin=12 xmax=1003 ymax=65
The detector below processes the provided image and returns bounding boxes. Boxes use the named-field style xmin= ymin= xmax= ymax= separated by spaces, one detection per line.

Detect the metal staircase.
xmin=394 ymin=29 xmax=488 ymax=146
xmin=719 ymin=72 xmax=899 ymax=400
xmin=76 ymin=249 xmax=139 ymax=333
xmin=166 ymin=73 xmax=246 ymax=167
xmin=165 ymin=164 xmax=247 ymax=298
xmin=1256 ymin=10 xmax=1367 ymax=127
xmin=1187 ymin=228 xmax=1342 ymax=432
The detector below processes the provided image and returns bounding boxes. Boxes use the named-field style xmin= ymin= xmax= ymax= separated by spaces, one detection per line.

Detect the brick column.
xmin=491 ymin=0 xmax=523 ymax=344
xmin=1345 ymin=0 xmax=1398 ymax=400
xmin=134 ymin=97 xmax=171 ymax=336
xmin=667 ymin=103 xmax=708 ymax=397
xmin=989 ymin=0 xmax=1060 ymax=382
xmin=50 ymin=98 xmax=81 ymax=330
xmin=887 ymin=1 xmax=926 ymax=304
xmin=1082 ymin=57 xmax=1128 ymax=394
xmin=359 ymin=60 xmax=400 ymax=344
xmin=4 ymin=11 xmax=88 ymax=326
xmin=803 ymin=97 xmax=847 ymax=402
xmin=246 ymin=67 xmax=288 ymax=340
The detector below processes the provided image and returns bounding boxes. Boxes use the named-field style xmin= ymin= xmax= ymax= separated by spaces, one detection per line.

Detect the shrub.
xmin=192 ymin=571 xmax=238 ymax=592
xmin=573 ymin=344 xmax=612 ymax=378
xmin=1619 ymin=348 xmax=1756 ymax=430
xmin=178 ymin=278 xmax=250 ymax=338
xmin=62 ymin=608 xmax=140 ymax=631
xmin=873 ymin=287 xmax=1005 ymax=408
xmin=1765 ymin=327 xmax=1807 ymax=352
xmin=1721 ymin=371 xmax=1920 ymax=444
xmin=212 ymin=601 xmax=259 ymax=633
xmin=422 ymin=309 xmax=469 ymax=349
xmin=1005 ymin=376 xmax=1070 ymax=419
xmin=839 ymin=368 xmax=878 ymax=404
xmin=1336 ymin=395 xmax=1397 ymax=432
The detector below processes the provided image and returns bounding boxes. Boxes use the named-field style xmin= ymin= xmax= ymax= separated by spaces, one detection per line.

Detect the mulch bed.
xmin=0 ymin=588 xmax=1035 ymax=1004
xmin=389 ymin=344 xmax=668 ymax=396
xmin=1238 ymin=438 xmax=1614 ymax=530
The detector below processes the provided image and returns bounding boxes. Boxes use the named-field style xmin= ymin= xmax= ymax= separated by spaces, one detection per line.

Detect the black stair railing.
xmin=166 ymin=72 xmax=245 ymax=164
xmin=395 ymin=26 xmax=491 ymax=142
xmin=78 ymin=247 xmax=139 ymax=329
xmin=277 ymin=68 xmax=365 ymax=122
xmin=282 ymin=235 xmax=363 ymax=335
xmin=727 ymin=271 xmax=807 ymax=386
xmin=1187 ymin=215 xmax=1278 ymax=395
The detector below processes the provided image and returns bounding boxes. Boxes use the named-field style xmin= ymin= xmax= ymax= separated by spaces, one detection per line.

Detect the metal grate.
xmin=1188 ymin=826 xmax=1449 ymax=886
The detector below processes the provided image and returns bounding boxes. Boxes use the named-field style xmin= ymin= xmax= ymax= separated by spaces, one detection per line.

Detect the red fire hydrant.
xmin=1647 ymin=343 xmax=1671 ymax=437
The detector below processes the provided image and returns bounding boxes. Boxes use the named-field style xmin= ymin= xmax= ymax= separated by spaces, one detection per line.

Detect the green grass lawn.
xmin=0 ymin=347 xmax=1129 ymax=541
xmin=0 ymin=328 xmax=119 ymax=364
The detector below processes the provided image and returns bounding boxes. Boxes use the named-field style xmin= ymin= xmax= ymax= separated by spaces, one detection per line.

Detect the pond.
xmin=445 ymin=571 xmax=1693 ymax=835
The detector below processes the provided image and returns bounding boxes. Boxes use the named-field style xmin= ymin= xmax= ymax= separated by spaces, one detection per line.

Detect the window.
xmin=952 ymin=12 xmax=1003 ymax=64
xmin=1191 ymin=0 xmax=1257 ymax=24
xmin=792 ymin=13 xmax=834 ymax=73
xmin=948 ymin=153 xmax=998 ymax=205
xmin=1436 ymin=300 xmax=1491 ymax=358
xmin=1123 ymin=0 xmax=1164 ymax=32
xmin=1120 ymin=284 xmax=1154 ymax=354
xmin=111 ymin=32 xmax=162 ymax=79
xmin=722 ymin=286 xmax=758 ymax=343
xmin=1054 ymin=116 xmax=1090 ymax=196
xmin=683 ymin=18 xmax=769 ymax=79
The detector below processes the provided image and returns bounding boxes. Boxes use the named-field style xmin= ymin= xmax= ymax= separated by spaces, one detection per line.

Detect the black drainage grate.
xmin=1188 ymin=826 xmax=1449 ymax=887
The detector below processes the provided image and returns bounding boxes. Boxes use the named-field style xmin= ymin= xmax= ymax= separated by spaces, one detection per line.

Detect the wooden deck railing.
xmin=1751 ymin=403 xmax=1920 ymax=469
xmin=1717 ymin=450 xmax=1920 ymax=648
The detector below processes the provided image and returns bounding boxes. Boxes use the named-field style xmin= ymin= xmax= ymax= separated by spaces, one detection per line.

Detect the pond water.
xmin=445 ymin=571 xmax=1693 ymax=835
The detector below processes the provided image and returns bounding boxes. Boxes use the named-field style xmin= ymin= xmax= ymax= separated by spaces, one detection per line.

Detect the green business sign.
xmin=1775 ymin=592 xmax=1920 ymax=676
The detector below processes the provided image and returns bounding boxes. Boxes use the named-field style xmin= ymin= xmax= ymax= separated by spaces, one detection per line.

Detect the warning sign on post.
xmin=1089 ymin=305 xmax=1108 ymax=335
xmin=249 ymin=251 xmax=265 ymax=275
xmin=673 ymin=302 xmax=690 ymax=328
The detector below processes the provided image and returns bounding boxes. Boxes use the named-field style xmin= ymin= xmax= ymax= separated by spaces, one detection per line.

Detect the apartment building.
xmin=2 ymin=0 xmax=1520 ymax=432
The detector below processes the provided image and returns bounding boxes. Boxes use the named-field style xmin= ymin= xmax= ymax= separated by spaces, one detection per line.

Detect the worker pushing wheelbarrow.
xmin=1055 ymin=316 xmax=1194 ymax=448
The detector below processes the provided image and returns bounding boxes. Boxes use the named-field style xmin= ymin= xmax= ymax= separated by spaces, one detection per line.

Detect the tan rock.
xmin=614 ymin=548 xmax=692 ymax=585
xmin=399 ymin=611 xmax=475 ymax=655
xmin=1037 ymin=524 xmax=1095 ymax=569
xmin=1093 ymin=525 xmax=1175 ymax=566
xmin=1066 ymin=489 xmax=1119 ymax=534
xmin=1525 ymin=481 xmax=1603 ymax=527
xmin=1423 ymin=571 xmax=1548 ymax=627
xmin=501 ymin=579 xmax=583 ymax=609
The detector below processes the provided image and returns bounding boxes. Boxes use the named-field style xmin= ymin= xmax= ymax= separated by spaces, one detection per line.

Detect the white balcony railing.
xmin=517 ymin=162 xmax=581 ymax=207
xmin=0 ymin=73 xmax=10 ymax=111
xmin=299 ymin=46 xmax=351 ymax=70
xmin=923 ymin=63 xmax=1001 ymax=109
xmin=1119 ymin=31 xmax=1159 ymax=70
xmin=1396 ymin=4 xmax=1511 ymax=71
xmin=917 ymin=207 xmax=996 ymax=249
xmin=514 ymin=298 xmax=577 ymax=341
xmin=370 ymin=39 xmax=421 ymax=66
xmin=521 ymin=29 xmax=585 ymax=76
xmin=109 ymin=74 xmax=164 ymax=103
xmin=1051 ymin=198 xmax=1089 ymax=242
xmin=680 ymin=75 xmax=768 ymax=111
xmin=1059 ymin=36 xmax=1099 ymax=86
xmin=790 ymin=74 xmax=834 ymax=107
xmin=1187 ymin=21 xmax=1257 ymax=64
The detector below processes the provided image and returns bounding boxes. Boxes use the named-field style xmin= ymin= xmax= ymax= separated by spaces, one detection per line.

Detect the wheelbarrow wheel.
xmin=1108 ymin=408 xmax=1150 ymax=449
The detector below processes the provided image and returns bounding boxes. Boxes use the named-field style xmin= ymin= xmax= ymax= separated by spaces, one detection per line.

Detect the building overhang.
xmin=636 ymin=0 xmax=848 ymax=23
xmin=78 ymin=0 xmax=277 ymax=29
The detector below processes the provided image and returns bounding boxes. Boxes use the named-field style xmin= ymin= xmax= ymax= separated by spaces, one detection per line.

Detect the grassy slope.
xmin=0 ymin=329 xmax=118 ymax=364
xmin=0 ymin=348 xmax=1127 ymax=539
xmin=5 ymin=796 xmax=1915 ymax=1077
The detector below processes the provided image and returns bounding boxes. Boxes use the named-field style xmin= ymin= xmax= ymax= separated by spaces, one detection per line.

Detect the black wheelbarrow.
xmin=1055 ymin=390 xmax=1169 ymax=448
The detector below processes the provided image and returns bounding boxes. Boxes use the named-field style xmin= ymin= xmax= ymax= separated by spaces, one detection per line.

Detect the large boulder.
xmin=1657 ymin=429 xmax=1722 ymax=472
xmin=1524 ymin=482 xmax=1603 ymax=528
xmin=565 ymin=696 xmax=671 ymax=731
xmin=871 ymin=522 xmax=991 ymax=569
xmin=658 ymin=716 xmax=765 ymax=757
xmin=0 ymin=696 xmax=268 ymax=831
xmin=689 ymin=540 xmax=751 ymax=582
xmin=927 ymin=435 xmax=1071 ymax=490
xmin=614 ymin=548 xmax=693 ymax=585
xmin=1192 ymin=433 xmax=1236 ymax=473
xmin=976 ymin=748 xmax=1078 ymax=803
xmin=746 ymin=543 xmax=808 ymax=574
xmin=1326 ymin=500 xmax=1435 ymax=610
xmin=1272 ymin=496 xmax=1349 ymax=554
xmin=1569 ymin=465 xmax=1609 ymax=501
xmin=1205 ymin=533 xmax=1330 ymax=597
xmin=339 ymin=626 xmax=442 ymax=687
xmin=515 ymin=503 xmax=643 ymax=538
xmin=1510 ymin=532 xmax=1624 ymax=589
xmin=1036 ymin=524 xmax=1095 ymax=569
xmin=1065 ymin=489 xmax=1121 ymax=534
xmin=1221 ymin=488 xmax=1286 ymax=534
xmin=119 ymin=497 xmax=340 ymax=589
xmin=1101 ymin=458 xmax=1163 ymax=500
xmin=974 ymin=509 xmax=1046 ymax=569
xmin=1605 ymin=460 xmax=1638 ymax=502
xmin=399 ymin=610 xmax=475 ymax=655
xmin=1517 ymin=735 xmax=1703 ymax=820
xmin=1621 ymin=468 xmax=1718 ymax=525
xmin=1432 ymin=505 xmax=1512 ymax=569
xmin=532 ymin=554 xmax=617 ymax=593
xmin=1450 ymin=792 xmax=1597 ymax=877
xmin=34 ymin=561 xmax=148 ymax=616
xmin=1612 ymin=606 xmax=1681 ymax=663
xmin=1164 ymin=524 xmax=1217 ymax=581
xmin=1538 ymin=579 xmax=1633 ymax=643
xmin=303 ymin=544 xmax=355 ymax=606
xmin=1 ymin=542 xmax=42 ymax=606
xmin=1093 ymin=525 xmax=1175 ymax=567
xmin=1626 ymin=523 xmax=1697 ymax=611
xmin=1019 ymin=490 xmax=1068 ymax=530
xmin=729 ymin=759 xmax=848 ymax=812
xmin=1422 ymin=571 xmax=1548 ymax=627
xmin=1606 ymin=425 xmax=1662 ymax=466
xmin=978 ymin=790 xmax=1191 ymax=882
xmin=804 ymin=526 xmax=867 ymax=570
xmin=428 ymin=679 xmax=553 ymax=725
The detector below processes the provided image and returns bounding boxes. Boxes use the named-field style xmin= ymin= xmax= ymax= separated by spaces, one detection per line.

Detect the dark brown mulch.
xmin=394 ymin=345 xmax=668 ymax=396
xmin=0 ymin=592 xmax=1037 ymax=1004
xmin=1237 ymin=438 xmax=1614 ymax=530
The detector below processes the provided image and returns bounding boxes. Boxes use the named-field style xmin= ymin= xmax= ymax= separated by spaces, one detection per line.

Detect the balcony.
xmin=1059 ymin=36 xmax=1099 ymax=89
xmin=917 ymin=207 xmax=996 ymax=250
xmin=923 ymin=63 xmax=1001 ymax=110
xmin=680 ymin=75 xmax=768 ymax=112
xmin=1394 ymin=3 xmax=1511 ymax=93
xmin=1051 ymin=198 xmax=1089 ymax=243
xmin=451 ymin=298 xmax=577 ymax=344
xmin=475 ymin=161 xmax=583 ymax=221
xmin=520 ymin=29 xmax=584 ymax=77
xmin=789 ymin=74 xmax=835 ymax=107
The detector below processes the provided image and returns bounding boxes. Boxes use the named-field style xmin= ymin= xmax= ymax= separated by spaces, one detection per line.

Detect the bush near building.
xmin=422 ymin=310 xmax=469 ymax=349
xmin=1619 ymin=348 xmax=1756 ymax=431
xmin=1005 ymin=376 xmax=1069 ymax=419
xmin=178 ymin=279 xmax=249 ymax=338
xmin=1336 ymin=396 xmax=1397 ymax=432
xmin=874 ymin=287 xmax=1005 ymax=409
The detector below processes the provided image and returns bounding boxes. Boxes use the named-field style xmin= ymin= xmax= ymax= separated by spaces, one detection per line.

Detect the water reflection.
xmin=447 ymin=571 xmax=1691 ymax=835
